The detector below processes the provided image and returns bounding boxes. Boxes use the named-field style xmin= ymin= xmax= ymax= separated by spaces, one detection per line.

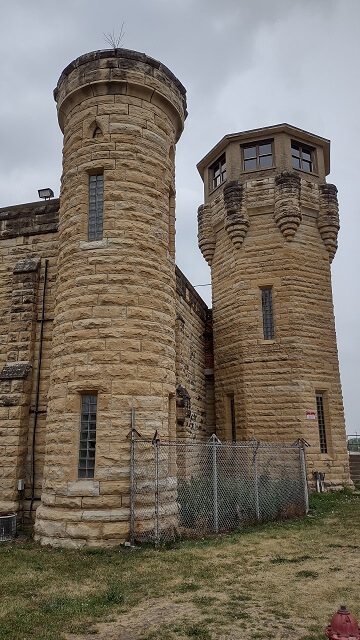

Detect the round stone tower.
xmin=35 ymin=49 xmax=186 ymax=546
xmin=197 ymin=124 xmax=351 ymax=489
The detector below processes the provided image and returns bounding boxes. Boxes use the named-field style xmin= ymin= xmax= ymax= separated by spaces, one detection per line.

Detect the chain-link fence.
xmin=130 ymin=434 xmax=308 ymax=545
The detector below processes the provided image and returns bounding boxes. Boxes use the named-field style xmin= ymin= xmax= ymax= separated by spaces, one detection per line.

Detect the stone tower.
xmin=34 ymin=49 xmax=187 ymax=546
xmin=197 ymin=124 xmax=350 ymax=488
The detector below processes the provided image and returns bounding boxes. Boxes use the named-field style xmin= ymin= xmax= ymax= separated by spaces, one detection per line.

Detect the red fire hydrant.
xmin=325 ymin=605 xmax=360 ymax=640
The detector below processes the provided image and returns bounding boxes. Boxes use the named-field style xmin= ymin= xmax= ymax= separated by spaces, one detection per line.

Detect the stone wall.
xmin=0 ymin=200 xmax=58 ymax=514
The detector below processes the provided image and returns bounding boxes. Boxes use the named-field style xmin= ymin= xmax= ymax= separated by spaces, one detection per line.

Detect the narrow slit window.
xmin=78 ymin=394 xmax=97 ymax=478
xmin=88 ymin=173 xmax=103 ymax=240
xmin=261 ymin=288 xmax=274 ymax=340
xmin=225 ymin=394 xmax=236 ymax=442
xmin=316 ymin=393 xmax=328 ymax=453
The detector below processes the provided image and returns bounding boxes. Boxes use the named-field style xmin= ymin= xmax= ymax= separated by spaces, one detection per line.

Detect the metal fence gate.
xmin=130 ymin=433 xmax=308 ymax=545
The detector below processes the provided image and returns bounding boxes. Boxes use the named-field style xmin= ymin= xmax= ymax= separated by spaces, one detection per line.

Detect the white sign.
xmin=306 ymin=411 xmax=316 ymax=420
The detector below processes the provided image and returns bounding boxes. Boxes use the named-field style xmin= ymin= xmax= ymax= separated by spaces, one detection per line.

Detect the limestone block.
xmin=318 ymin=184 xmax=339 ymax=261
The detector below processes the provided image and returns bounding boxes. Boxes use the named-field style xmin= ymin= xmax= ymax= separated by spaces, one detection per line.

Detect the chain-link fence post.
xmin=252 ymin=440 xmax=260 ymax=521
xmin=129 ymin=407 xmax=135 ymax=545
xmin=153 ymin=431 xmax=160 ymax=546
xmin=210 ymin=434 xmax=219 ymax=533
xmin=299 ymin=442 xmax=309 ymax=514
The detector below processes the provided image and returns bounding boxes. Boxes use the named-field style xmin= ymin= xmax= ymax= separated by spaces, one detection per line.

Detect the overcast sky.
xmin=0 ymin=0 xmax=359 ymax=433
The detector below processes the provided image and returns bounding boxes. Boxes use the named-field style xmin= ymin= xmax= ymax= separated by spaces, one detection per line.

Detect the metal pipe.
xmin=154 ymin=438 xmax=159 ymax=546
xmin=130 ymin=406 xmax=135 ymax=545
xmin=212 ymin=436 xmax=218 ymax=533
xmin=29 ymin=259 xmax=48 ymax=518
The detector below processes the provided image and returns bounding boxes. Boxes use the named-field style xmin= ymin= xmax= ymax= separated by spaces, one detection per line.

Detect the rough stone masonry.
xmin=0 ymin=48 xmax=351 ymax=548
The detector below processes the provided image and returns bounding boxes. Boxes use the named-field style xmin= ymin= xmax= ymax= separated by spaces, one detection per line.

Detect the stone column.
xmin=35 ymin=49 xmax=186 ymax=547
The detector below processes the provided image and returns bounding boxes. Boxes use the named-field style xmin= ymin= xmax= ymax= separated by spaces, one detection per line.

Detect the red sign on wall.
xmin=306 ymin=411 xmax=316 ymax=420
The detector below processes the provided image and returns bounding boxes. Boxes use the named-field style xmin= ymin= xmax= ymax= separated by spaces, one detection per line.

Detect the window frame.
xmin=316 ymin=392 xmax=328 ymax=454
xmin=210 ymin=153 xmax=226 ymax=191
xmin=78 ymin=393 xmax=97 ymax=479
xmin=291 ymin=141 xmax=315 ymax=173
xmin=88 ymin=173 xmax=104 ymax=241
xmin=261 ymin=287 xmax=275 ymax=340
xmin=242 ymin=139 xmax=274 ymax=172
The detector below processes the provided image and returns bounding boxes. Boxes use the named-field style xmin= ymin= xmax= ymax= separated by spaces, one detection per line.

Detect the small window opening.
xmin=93 ymin=126 xmax=102 ymax=138
xmin=78 ymin=394 xmax=97 ymax=479
xmin=316 ymin=392 xmax=328 ymax=454
xmin=261 ymin=288 xmax=275 ymax=340
xmin=88 ymin=173 xmax=103 ymax=240
xmin=210 ymin=154 xmax=226 ymax=190
xmin=243 ymin=140 xmax=273 ymax=171
xmin=291 ymin=141 xmax=314 ymax=173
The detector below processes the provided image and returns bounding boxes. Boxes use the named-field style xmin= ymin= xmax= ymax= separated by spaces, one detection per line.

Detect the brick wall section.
xmin=175 ymin=266 xmax=213 ymax=442
xmin=0 ymin=200 xmax=58 ymax=513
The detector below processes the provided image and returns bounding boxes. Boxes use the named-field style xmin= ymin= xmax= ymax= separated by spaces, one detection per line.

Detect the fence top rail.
xmin=134 ymin=438 xmax=302 ymax=450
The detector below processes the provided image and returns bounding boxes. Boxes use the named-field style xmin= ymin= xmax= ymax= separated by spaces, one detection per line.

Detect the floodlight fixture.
xmin=38 ymin=188 xmax=54 ymax=200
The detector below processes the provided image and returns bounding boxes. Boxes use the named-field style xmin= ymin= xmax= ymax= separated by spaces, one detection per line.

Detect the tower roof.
xmin=197 ymin=123 xmax=330 ymax=177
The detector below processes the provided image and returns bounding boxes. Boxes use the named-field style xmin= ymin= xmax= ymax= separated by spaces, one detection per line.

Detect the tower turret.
xmin=35 ymin=49 xmax=186 ymax=546
xmin=197 ymin=123 xmax=350 ymax=488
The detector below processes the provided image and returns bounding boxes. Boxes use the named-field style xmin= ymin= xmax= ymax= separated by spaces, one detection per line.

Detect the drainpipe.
xmin=29 ymin=259 xmax=48 ymax=518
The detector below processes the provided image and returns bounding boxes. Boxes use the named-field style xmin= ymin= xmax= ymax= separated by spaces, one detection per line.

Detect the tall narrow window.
xmin=316 ymin=392 xmax=328 ymax=453
xmin=88 ymin=173 xmax=103 ymax=240
xmin=261 ymin=288 xmax=274 ymax=340
xmin=78 ymin=394 xmax=97 ymax=478
xmin=225 ymin=394 xmax=236 ymax=442
xmin=210 ymin=154 xmax=226 ymax=190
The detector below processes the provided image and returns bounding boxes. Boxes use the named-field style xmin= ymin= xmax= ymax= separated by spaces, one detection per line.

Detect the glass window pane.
xmin=259 ymin=155 xmax=272 ymax=168
xmin=244 ymin=158 xmax=257 ymax=170
xmin=259 ymin=143 xmax=272 ymax=156
xmin=291 ymin=145 xmax=300 ymax=157
xmin=302 ymin=149 xmax=311 ymax=161
xmin=292 ymin=156 xmax=301 ymax=169
xmin=302 ymin=160 xmax=312 ymax=172
xmin=243 ymin=146 xmax=256 ymax=160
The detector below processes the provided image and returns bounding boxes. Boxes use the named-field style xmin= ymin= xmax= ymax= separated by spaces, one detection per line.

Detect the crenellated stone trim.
xmin=274 ymin=171 xmax=301 ymax=241
xmin=318 ymin=184 xmax=339 ymax=261
xmin=223 ymin=181 xmax=249 ymax=249
xmin=197 ymin=204 xmax=216 ymax=265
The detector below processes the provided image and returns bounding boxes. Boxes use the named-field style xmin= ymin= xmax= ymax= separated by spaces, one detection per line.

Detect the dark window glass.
xmin=291 ymin=142 xmax=314 ymax=173
xmin=261 ymin=288 xmax=275 ymax=340
xmin=210 ymin=154 xmax=226 ymax=190
xmin=259 ymin=155 xmax=272 ymax=168
xmin=316 ymin=393 xmax=328 ymax=453
xmin=243 ymin=141 xmax=273 ymax=171
xmin=88 ymin=174 xmax=104 ymax=240
xmin=244 ymin=146 xmax=256 ymax=159
xmin=244 ymin=158 xmax=257 ymax=170
xmin=78 ymin=394 xmax=97 ymax=479
xmin=259 ymin=143 xmax=272 ymax=155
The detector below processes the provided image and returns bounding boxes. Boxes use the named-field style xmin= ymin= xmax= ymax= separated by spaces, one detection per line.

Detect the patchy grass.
xmin=0 ymin=492 xmax=359 ymax=640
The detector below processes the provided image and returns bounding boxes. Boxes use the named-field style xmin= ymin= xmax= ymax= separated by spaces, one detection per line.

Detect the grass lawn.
xmin=0 ymin=491 xmax=359 ymax=640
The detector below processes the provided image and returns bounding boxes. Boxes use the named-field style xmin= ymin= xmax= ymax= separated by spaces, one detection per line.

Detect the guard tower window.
xmin=243 ymin=141 xmax=273 ymax=171
xmin=316 ymin=392 xmax=328 ymax=454
xmin=88 ymin=173 xmax=104 ymax=240
xmin=210 ymin=154 xmax=226 ymax=190
xmin=261 ymin=288 xmax=275 ymax=340
xmin=78 ymin=394 xmax=97 ymax=479
xmin=291 ymin=142 xmax=314 ymax=173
